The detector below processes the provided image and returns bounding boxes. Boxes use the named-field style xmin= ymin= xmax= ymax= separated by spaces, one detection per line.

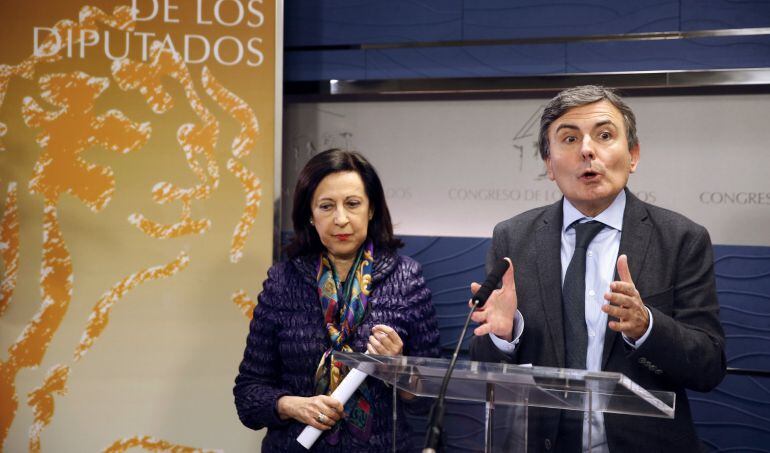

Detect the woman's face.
xmin=310 ymin=171 xmax=372 ymax=264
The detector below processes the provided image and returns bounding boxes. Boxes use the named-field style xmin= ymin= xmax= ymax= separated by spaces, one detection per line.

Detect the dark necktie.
xmin=562 ymin=220 xmax=605 ymax=370
xmin=559 ymin=220 xmax=605 ymax=453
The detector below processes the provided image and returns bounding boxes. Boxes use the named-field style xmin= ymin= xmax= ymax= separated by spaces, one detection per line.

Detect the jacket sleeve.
xmin=397 ymin=258 xmax=440 ymax=414
xmin=402 ymin=258 xmax=440 ymax=359
xmin=628 ymin=226 xmax=726 ymax=392
xmin=233 ymin=266 xmax=292 ymax=431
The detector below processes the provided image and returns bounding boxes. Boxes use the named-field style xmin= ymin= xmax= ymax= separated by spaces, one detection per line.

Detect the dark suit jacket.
xmin=470 ymin=189 xmax=726 ymax=453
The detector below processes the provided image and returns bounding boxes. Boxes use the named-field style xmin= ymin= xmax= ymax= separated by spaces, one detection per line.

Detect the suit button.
xmin=655 ymin=369 xmax=663 ymax=375
xmin=649 ymin=364 xmax=658 ymax=371
xmin=638 ymin=357 xmax=647 ymax=364
xmin=545 ymin=439 xmax=552 ymax=450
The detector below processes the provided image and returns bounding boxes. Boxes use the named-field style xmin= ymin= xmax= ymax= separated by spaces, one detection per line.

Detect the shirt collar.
xmin=562 ymin=190 xmax=626 ymax=233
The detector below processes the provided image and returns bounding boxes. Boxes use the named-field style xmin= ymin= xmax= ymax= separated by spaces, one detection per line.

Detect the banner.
xmin=0 ymin=1 xmax=279 ymax=451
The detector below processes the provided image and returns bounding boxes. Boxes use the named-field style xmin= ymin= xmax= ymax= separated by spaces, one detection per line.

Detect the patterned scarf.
xmin=314 ymin=241 xmax=374 ymax=444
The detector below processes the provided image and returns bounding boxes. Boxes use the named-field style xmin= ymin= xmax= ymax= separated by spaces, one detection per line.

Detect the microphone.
xmin=423 ymin=258 xmax=510 ymax=452
xmin=472 ymin=259 xmax=510 ymax=307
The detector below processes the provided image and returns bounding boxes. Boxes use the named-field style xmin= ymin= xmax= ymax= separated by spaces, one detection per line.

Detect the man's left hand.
xmin=602 ymin=254 xmax=649 ymax=341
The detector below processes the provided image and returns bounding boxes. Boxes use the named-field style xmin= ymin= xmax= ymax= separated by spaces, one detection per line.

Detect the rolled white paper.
xmin=296 ymin=367 xmax=369 ymax=449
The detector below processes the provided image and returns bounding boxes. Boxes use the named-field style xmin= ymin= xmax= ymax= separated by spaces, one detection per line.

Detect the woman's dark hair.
xmin=286 ymin=149 xmax=403 ymax=258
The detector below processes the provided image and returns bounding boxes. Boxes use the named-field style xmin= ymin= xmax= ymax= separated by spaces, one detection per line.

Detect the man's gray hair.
xmin=538 ymin=85 xmax=639 ymax=160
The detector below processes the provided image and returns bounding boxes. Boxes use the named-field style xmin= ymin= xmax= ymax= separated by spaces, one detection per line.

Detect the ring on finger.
xmin=316 ymin=412 xmax=326 ymax=423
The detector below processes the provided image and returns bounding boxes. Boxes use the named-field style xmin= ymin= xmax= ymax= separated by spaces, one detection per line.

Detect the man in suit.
xmin=470 ymin=85 xmax=726 ymax=452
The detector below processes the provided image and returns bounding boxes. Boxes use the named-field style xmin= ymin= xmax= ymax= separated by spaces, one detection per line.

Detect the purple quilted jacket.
xmin=234 ymin=251 xmax=440 ymax=452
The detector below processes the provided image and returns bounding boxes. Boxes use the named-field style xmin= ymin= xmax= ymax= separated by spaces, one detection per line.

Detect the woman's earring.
xmin=309 ymin=218 xmax=314 ymax=226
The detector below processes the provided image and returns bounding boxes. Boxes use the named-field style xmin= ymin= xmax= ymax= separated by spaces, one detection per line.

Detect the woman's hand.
xmin=276 ymin=395 xmax=344 ymax=430
xmin=368 ymin=324 xmax=416 ymax=400
xmin=367 ymin=324 xmax=403 ymax=356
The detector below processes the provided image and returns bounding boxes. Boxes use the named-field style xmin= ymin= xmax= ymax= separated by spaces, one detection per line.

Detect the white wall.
xmin=284 ymin=94 xmax=770 ymax=246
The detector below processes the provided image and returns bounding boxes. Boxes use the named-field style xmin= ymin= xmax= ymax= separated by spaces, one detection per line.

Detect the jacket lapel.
xmin=535 ymin=200 xmax=566 ymax=368
xmin=602 ymin=189 xmax=652 ymax=368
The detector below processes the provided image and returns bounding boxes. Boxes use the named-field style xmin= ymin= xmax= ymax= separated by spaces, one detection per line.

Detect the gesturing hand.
xmin=469 ymin=258 xmax=517 ymax=341
xmin=602 ymin=254 xmax=650 ymax=341
xmin=276 ymin=395 xmax=344 ymax=430
xmin=367 ymin=324 xmax=403 ymax=356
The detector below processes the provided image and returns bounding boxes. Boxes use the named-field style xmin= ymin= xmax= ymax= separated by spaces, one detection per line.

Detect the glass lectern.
xmin=335 ymin=352 xmax=675 ymax=452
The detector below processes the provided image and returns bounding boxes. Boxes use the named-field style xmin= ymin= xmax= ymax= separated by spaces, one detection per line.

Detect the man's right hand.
xmin=469 ymin=258 xmax=517 ymax=341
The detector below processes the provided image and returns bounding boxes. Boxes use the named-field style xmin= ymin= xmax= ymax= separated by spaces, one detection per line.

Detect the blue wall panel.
xmin=401 ymin=236 xmax=489 ymax=351
xmin=285 ymin=49 xmax=366 ymax=81
xmin=566 ymin=36 xmax=770 ymax=73
xmin=697 ymin=245 xmax=770 ymax=452
xmin=284 ymin=0 xmax=770 ymax=49
xmin=690 ymin=374 xmax=770 ymax=452
xmin=284 ymin=1 xmax=770 ymax=81
xmin=286 ymin=34 xmax=770 ymax=80
xmin=366 ymin=43 xmax=566 ymax=79
xmin=463 ymin=0 xmax=680 ymax=40
xmin=681 ymin=0 xmax=770 ymax=31
xmin=714 ymin=246 xmax=770 ymax=371
xmin=284 ymin=0 xmax=463 ymax=46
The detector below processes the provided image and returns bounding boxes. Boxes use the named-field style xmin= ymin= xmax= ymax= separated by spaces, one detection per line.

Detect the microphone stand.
xmin=422 ymin=299 xmax=480 ymax=453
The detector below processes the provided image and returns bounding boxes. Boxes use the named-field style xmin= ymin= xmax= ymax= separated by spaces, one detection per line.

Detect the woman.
xmin=234 ymin=149 xmax=440 ymax=452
